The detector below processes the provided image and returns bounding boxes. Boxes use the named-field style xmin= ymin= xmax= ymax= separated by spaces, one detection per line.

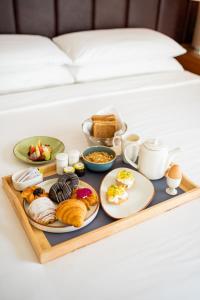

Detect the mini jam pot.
xmin=74 ymin=162 xmax=85 ymax=177
xmin=63 ymin=166 xmax=75 ymax=174
xmin=82 ymin=146 xmax=116 ymax=172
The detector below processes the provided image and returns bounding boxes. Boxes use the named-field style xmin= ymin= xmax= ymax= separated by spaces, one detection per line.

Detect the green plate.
xmin=13 ymin=136 xmax=65 ymax=165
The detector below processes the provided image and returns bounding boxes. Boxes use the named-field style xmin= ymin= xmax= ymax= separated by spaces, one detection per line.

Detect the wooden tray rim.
xmin=2 ymin=163 xmax=200 ymax=263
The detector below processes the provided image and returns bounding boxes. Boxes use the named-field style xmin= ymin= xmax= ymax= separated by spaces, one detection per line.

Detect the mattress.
xmin=1 ymin=70 xmax=200 ymax=300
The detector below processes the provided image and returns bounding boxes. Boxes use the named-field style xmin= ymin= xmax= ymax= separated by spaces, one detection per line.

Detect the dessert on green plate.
xmin=13 ymin=136 xmax=65 ymax=165
xmin=28 ymin=140 xmax=52 ymax=161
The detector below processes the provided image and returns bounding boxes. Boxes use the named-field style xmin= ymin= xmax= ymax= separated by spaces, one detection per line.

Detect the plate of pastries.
xmin=22 ymin=173 xmax=99 ymax=233
xmin=100 ymin=168 xmax=155 ymax=219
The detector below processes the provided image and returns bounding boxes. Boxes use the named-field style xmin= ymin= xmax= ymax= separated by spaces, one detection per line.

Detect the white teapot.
xmin=124 ymin=139 xmax=181 ymax=180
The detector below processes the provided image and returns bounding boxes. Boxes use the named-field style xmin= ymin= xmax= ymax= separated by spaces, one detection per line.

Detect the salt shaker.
xmin=68 ymin=149 xmax=80 ymax=166
xmin=56 ymin=153 xmax=68 ymax=175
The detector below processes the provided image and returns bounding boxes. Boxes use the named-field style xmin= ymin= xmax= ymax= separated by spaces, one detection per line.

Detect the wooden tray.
xmin=2 ymin=163 xmax=200 ymax=263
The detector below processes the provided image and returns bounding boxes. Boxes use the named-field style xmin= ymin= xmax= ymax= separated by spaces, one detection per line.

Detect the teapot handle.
xmin=124 ymin=144 xmax=139 ymax=169
xmin=167 ymin=147 xmax=181 ymax=168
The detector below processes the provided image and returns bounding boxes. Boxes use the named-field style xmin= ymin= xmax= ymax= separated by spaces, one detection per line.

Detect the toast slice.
xmin=93 ymin=120 xmax=117 ymax=138
xmin=91 ymin=114 xmax=116 ymax=122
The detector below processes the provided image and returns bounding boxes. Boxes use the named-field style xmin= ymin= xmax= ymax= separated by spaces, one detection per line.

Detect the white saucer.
xmin=100 ymin=167 xmax=154 ymax=219
xmin=23 ymin=178 xmax=99 ymax=233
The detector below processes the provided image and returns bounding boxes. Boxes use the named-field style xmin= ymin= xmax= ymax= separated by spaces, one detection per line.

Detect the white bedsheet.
xmin=0 ymin=70 xmax=200 ymax=113
xmin=1 ymin=71 xmax=200 ymax=300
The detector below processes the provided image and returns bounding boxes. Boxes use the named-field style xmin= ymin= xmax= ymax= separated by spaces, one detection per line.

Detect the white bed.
xmin=1 ymin=70 xmax=200 ymax=300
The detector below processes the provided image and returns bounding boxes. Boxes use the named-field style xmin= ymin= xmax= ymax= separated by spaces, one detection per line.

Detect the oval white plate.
xmin=100 ymin=168 xmax=154 ymax=219
xmin=24 ymin=178 xmax=99 ymax=233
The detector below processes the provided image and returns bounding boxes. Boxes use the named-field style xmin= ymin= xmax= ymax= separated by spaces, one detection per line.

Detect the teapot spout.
xmin=166 ymin=147 xmax=181 ymax=170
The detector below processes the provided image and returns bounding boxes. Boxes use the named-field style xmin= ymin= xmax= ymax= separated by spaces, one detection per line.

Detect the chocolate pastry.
xmin=49 ymin=182 xmax=72 ymax=203
xmin=58 ymin=173 xmax=79 ymax=190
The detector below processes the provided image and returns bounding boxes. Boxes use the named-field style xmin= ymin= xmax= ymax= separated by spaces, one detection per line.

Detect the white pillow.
xmin=70 ymin=58 xmax=183 ymax=82
xmin=53 ymin=28 xmax=186 ymax=66
xmin=0 ymin=34 xmax=72 ymax=68
xmin=0 ymin=65 xmax=74 ymax=94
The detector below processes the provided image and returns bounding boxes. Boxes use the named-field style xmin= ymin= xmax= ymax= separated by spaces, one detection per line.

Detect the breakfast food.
xmin=72 ymin=187 xmax=98 ymax=208
xmin=64 ymin=166 xmax=75 ymax=174
xmin=84 ymin=151 xmax=114 ymax=163
xmin=21 ymin=185 xmax=48 ymax=203
xmin=92 ymin=114 xmax=119 ymax=138
xmin=74 ymin=162 xmax=85 ymax=177
xmin=28 ymin=197 xmax=56 ymax=225
xmin=58 ymin=173 xmax=79 ymax=190
xmin=116 ymin=169 xmax=135 ymax=189
xmin=49 ymin=182 xmax=72 ymax=203
xmin=106 ymin=184 xmax=128 ymax=205
xmin=91 ymin=115 xmax=116 ymax=122
xmin=56 ymin=199 xmax=87 ymax=227
xmin=167 ymin=164 xmax=182 ymax=179
xmin=28 ymin=140 xmax=52 ymax=161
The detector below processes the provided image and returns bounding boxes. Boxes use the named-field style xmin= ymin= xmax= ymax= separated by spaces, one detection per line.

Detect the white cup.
xmin=113 ymin=133 xmax=141 ymax=163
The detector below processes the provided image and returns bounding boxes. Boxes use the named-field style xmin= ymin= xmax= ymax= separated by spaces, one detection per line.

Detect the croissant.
xmin=56 ymin=199 xmax=87 ymax=228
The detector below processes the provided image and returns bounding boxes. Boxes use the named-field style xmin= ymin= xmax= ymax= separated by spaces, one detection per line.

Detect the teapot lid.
xmin=144 ymin=139 xmax=166 ymax=151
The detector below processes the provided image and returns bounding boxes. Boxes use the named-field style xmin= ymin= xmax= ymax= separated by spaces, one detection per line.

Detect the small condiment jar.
xmin=74 ymin=162 xmax=85 ymax=177
xmin=64 ymin=166 xmax=75 ymax=174
xmin=68 ymin=149 xmax=80 ymax=166
xmin=56 ymin=153 xmax=68 ymax=175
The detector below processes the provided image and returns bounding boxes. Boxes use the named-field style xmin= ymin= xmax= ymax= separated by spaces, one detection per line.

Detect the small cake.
xmin=21 ymin=186 xmax=48 ymax=203
xmin=106 ymin=184 xmax=128 ymax=205
xmin=49 ymin=182 xmax=72 ymax=203
xmin=64 ymin=166 xmax=75 ymax=174
xmin=116 ymin=169 xmax=135 ymax=189
xmin=74 ymin=162 xmax=85 ymax=177
xmin=72 ymin=187 xmax=98 ymax=208
xmin=56 ymin=199 xmax=87 ymax=227
xmin=28 ymin=197 xmax=56 ymax=225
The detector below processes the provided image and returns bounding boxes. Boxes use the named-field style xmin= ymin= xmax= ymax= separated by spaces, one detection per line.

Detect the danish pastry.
xmin=28 ymin=197 xmax=56 ymax=225
xmin=56 ymin=199 xmax=87 ymax=227
xmin=21 ymin=185 xmax=48 ymax=203
xmin=49 ymin=182 xmax=72 ymax=203
xmin=58 ymin=173 xmax=79 ymax=190
xmin=72 ymin=188 xmax=98 ymax=209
